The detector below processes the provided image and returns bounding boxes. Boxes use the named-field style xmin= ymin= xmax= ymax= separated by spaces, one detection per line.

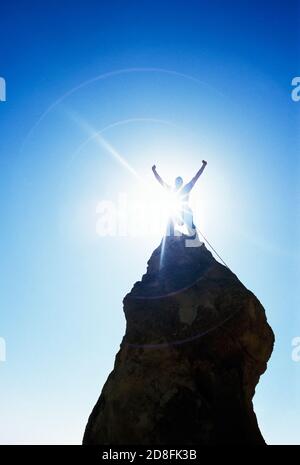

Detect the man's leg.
xmin=183 ymin=207 xmax=196 ymax=237
xmin=166 ymin=217 xmax=174 ymax=237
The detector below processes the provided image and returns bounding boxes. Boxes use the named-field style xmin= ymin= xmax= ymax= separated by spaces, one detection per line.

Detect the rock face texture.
xmin=83 ymin=235 xmax=274 ymax=445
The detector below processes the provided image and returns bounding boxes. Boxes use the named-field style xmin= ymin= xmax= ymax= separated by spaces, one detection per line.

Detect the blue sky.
xmin=0 ymin=0 xmax=299 ymax=444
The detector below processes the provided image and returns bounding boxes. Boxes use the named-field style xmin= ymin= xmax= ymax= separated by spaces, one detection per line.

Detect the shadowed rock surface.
xmin=83 ymin=235 xmax=274 ymax=445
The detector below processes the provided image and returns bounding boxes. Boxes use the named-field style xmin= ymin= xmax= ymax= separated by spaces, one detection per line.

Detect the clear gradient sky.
xmin=0 ymin=0 xmax=299 ymax=444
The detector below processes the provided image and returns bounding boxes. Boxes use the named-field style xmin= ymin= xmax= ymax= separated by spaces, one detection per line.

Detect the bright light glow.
xmin=164 ymin=190 xmax=183 ymax=217
xmin=123 ymin=183 xmax=189 ymax=237
xmin=67 ymin=110 xmax=191 ymax=238
xmin=94 ymin=182 xmax=191 ymax=239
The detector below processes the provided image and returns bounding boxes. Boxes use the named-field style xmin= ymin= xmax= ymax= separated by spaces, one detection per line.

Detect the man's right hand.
xmin=202 ymin=160 xmax=207 ymax=165
xmin=152 ymin=165 xmax=156 ymax=171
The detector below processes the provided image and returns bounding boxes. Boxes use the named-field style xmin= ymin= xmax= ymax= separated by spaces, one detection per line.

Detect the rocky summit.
xmin=83 ymin=234 xmax=274 ymax=445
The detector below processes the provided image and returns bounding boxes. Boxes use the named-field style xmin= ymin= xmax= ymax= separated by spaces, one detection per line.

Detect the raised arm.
xmin=185 ymin=160 xmax=207 ymax=191
xmin=152 ymin=165 xmax=170 ymax=189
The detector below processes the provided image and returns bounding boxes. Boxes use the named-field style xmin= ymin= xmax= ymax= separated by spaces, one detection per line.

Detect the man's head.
xmin=175 ymin=176 xmax=183 ymax=189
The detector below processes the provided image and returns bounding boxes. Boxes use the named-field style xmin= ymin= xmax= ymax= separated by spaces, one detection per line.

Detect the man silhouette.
xmin=152 ymin=160 xmax=207 ymax=236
